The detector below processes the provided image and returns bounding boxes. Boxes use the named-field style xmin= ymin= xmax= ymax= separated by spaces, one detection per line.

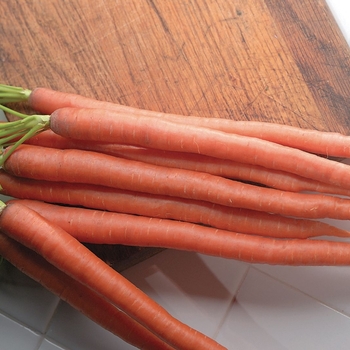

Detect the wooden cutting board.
xmin=1 ymin=0 xmax=350 ymax=270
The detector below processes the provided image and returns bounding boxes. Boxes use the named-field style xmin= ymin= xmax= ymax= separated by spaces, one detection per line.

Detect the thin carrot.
xmin=0 ymin=200 xmax=225 ymax=350
xmin=27 ymin=86 xmax=176 ymax=117
xmin=14 ymin=199 xmax=350 ymax=248
xmin=3 ymin=104 xmax=350 ymax=193
xmin=5 ymin=84 xmax=350 ymax=158
xmin=1 ymin=171 xmax=349 ymax=239
xmin=0 ymin=231 xmax=174 ymax=350
xmin=47 ymin=107 xmax=350 ymax=190
xmin=5 ymin=144 xmax=350 ymax=220
xmin=5 ymin=199 xmax=350 ymax=267
xmin=26 ymin=130 xmax=350 ymax=197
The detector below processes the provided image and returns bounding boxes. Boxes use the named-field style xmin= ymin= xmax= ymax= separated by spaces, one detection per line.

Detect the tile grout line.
xmin=41 ymin=296 xmax=62 ymax=335
xmin=40 ymin=333 xmax=72 ymax=350
xmin=0 ymin=307 xmax=42 ymax=334
xmin=39 ymin=299 xmax=72 ymax=349
xmin=250 ymin=265 xmax=350 ymax=319
xmin=0 ymin=275 xmax=64 ymax=349
xmin=212 ymin=263 xmax=251 ymax=340
xmin=0 ymin=306 xmax=46 ymax=349
xmin=34 ymin=335 xmax=45 ymax=350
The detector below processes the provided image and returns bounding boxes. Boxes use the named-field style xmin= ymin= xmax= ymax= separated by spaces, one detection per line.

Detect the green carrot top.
xmin=0 ymin=84 xmax=31 ymax=104
xmin=0 ymin=104 xmax=50 ymax=167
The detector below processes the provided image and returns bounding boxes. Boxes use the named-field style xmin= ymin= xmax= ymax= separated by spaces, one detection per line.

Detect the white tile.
xmin=216 ymin=268 xmax=350 ymax=350
xmin=45 ymin=249 xmax=247 ymax=349
xmin=0 ymin=261 xmax=60 ymax=333
xmin=0 ymin=312 xmax=42 ymax=350
xmin=122 ymin=249 xmax=249 ymax=338
xmin=253 ymin=264 xmax=350 ymax=316
xmin=38 ymin=338 xmax=69 ymax=350
xmin=47 ymin=300 xmax=137 ymax=350
xmin=252 ymin=217 xmax=350 ymax=316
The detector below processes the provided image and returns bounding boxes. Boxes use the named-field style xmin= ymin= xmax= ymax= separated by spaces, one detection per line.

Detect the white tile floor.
xmin=3 ymin=246 xmax=350 ymax=350
xmin=1 ymin=1 xmax=350 ymax=349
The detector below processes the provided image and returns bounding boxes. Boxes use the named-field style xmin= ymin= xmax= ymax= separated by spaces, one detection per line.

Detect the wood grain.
xmin=1 ymin=0 xmax=350 ymax=129
xmin=1 ymin=0 xmax=350 ymax=268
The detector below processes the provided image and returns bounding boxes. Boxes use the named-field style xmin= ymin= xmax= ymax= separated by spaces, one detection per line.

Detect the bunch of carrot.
xmin=2 ymin=83 xmax=350 ymax=348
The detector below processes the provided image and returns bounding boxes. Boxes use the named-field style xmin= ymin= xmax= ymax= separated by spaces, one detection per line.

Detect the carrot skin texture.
xmin=0 ymin=201 xmax=224 ymax=350
xmin=28 ymin=87 xmax=191 ymax=125
xmin=48 ymin=107 xmax=350 ymax=190
xmin=29 ymin=87 xmax=350 ymax=158
xmin=0 ymin=232 xmax=174 ymax=350
xmin=14 ymin=200 xmax=350 ymax=259
xmin=0 ymin=171 xmax=349 ymax=239
xmin=5 ymin=144 xmax=350 ymax=220
xmin=26 ymin=130 xmax=350 ymax=197
xmin=7 ymin=199 xmax=350 ymax=266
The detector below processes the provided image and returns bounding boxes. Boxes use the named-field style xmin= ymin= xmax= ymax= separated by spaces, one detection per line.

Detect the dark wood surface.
xmin=1 ymin=0 xmax=350 ymax=270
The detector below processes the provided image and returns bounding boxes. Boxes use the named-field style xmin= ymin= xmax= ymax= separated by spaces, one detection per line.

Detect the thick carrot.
xmin=26 ymin=86 xmax=350 ymax=158
xmin=0 ymin=231 xmax=174 ymax=350
xmin=5 ymin=198 xmax=350 ymax=267
xmin=1 ymin=171 xmax=349 ymax=239
xmin=48 ymin=107 xmax=350 ymax=190
xmin=5 ymin=144 xmax=350 ymax=220
xmin=14 ymin=200 xmax=350 ymax=249
xmin=0 ymin=200 xmax=224 ymax=350
xmin=26 ymin=130 xmax=350 ymax=197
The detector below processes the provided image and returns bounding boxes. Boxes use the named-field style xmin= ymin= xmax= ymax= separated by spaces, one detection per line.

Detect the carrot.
xmin=47 ymin=107 xmax=350 ymax=191
xmin=1 ymin=171 xmax=349 ymax=239
xmin=3 ymin=103 xmax=350 ymax=193
xmin=5 ymin=144 xmax=350 ymax=220
xmin=5 ymin=198 xmax=350 ymax=267
xmin=17 ymin=85 xmax=350 ymax=158
xmin=0 ymin=200 xmax=225 ymax=349
xmin=27 ymin=86 xmax=179 ymax=117
xmin=0 ymin=231 xmax=174 ymax=350
xmin=26 ymin=130 xmax=350 ymax=197
xmin=4 ymin=102 xmax=350 ymax=194
xmin=14 ymin=200 xmax=350 ymax=250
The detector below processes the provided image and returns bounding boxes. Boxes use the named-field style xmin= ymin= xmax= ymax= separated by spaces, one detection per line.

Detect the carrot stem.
xmin=0 ymin=105 xmax=50 ymax=166
xmin=0 ymin=84 xmax=31 ymax=104
xmin=0 ymin=104 xmax=30 ymax=119
xmin=0 ymin=123 xmax=46 ymax=165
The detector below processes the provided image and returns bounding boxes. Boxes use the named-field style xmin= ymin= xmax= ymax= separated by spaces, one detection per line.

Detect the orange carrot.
xmin=5 ymin=144 xmax=350 ymax=220
xmin=25 ymin=86 xmax=350 ymax=157
xmin=14 ymin=199 xmax=350 ymax=247
xmin=5 ymin=199 xmax=350 ymax=267
xmin=26 ymin=87 xmax=185 ymax=119
xmin=0 ymin=231 xmax=174 ymax=350
xmin=47 ymin=107 xmax=350 ymax=190
xmin=2 ymin=170 xmax=348 ymax=239
xmin=26 ymin=130 xmax=350 ymax=197
xmin=0 ymin=200 xmax=225 ymax=350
